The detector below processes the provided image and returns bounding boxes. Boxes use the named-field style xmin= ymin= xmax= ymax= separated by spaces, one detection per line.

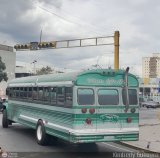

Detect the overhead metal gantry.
xmin=14 ymin=31 xmax=120 ymax=70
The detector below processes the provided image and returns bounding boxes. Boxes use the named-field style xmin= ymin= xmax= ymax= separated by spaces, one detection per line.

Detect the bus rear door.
xmin=96 ymin=88 xmax=122 ymax=139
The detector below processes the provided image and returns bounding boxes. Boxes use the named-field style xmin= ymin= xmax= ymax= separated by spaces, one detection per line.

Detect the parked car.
xmin=141 ymin=99 xmax=160 ymax=108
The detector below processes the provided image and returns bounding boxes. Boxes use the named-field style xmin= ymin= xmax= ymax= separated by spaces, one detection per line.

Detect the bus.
xmin=2 ymin=68 xmax=139 ymax=145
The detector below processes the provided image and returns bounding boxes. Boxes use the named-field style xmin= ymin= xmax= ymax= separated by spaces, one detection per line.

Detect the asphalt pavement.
xmin=139 ymin=107 xmax=158 ymax=120
xmin=122 ymin=108 xmax=160 ymax=154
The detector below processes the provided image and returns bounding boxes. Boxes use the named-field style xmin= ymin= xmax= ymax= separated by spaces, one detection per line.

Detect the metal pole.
xmin=32 ymin=60 xmax=37 ymax=75
xmin=40 ymin=30 xmax=42 ymax=43
xmin=114 ymin=31 xmax=120 ymax=70
xmin=34 ymin=62 xmax=36 ymax=74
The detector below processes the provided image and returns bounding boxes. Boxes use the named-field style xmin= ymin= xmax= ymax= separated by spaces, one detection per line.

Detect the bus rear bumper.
xmin=69 ymin=128 xmax=139 ymax=143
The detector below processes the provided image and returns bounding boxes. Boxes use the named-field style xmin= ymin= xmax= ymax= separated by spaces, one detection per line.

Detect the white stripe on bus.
xmin=20 ymin=114 xmax=38 ymax=122
xmin=19 ymin=114 xmax=139 ymax=136
xmin=47 ymin=122 xmax=139 ymax=135
xmin=9 ymin=81 xmax=73 ymax=87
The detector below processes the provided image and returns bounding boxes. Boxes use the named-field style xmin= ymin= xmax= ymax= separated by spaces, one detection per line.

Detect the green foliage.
xmin=0 ymin=56 xmax=8 ymax=82
xmin=36 ymin=66 xmax=53 ymax=75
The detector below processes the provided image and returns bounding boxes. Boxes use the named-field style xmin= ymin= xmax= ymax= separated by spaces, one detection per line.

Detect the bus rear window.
xmin=122 ymin=89 xmax=138 ymax=105
xmin=78 ymin=88 xmax=94 ymax=105
xmin=98 ymin=89 xmax=119 ymax=105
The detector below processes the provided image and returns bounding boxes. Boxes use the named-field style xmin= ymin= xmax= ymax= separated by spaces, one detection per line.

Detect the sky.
xmin=0 ymin=0 xmax=160 ymax=76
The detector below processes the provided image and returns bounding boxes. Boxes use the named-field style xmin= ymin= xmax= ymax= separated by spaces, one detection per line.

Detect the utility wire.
xmin=31 ymin=0 xmax=111 ymax=36
xmin=44 ymin=2 xmax=114 ymax=35
xmin=36 ymin=5 xmax=102 ymax=36
xmin=37 ymin=5 xmax=78 ymax=25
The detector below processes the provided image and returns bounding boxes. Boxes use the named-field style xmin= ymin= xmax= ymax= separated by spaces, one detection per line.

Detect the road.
xmin=140 ymin=107 xmax=159 ymax=120
xmin=0 ymin=113 xmax=140 ymax=158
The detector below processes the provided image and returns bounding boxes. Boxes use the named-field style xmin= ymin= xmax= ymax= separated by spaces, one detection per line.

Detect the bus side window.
xmin=57 ymin=87 xmax=65 ymax=106
xmin=9 ymin=88 xmax=13 ymax=98
xmin=43 ymin=87 xmax=50 ymax=102
xmin=32 ymin=87 xmax=38 ymax=100
xmin=24 ymin=87 xmax=28 ymax=98
xmin=28 ymin=87 xmax=32 ymax=99
xmin=51 ymin=87 xmax=56 ymax=105
xmin=65 ymin=87 xmax=72 ymax=108
xmin=38 ymin=87 xmax=43 ymax=101
xmin=16 ymin=87 xmax=20 ymax=98
xmin=13 ymin=88 xmax=16 ymax=98
xmin=20 ymin=87 xmax=24 ymax=98
xmin=6 ymin=88 xmax=9 ymax=96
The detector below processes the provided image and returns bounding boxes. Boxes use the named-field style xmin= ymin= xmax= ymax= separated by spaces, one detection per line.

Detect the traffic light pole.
xmin=114 ymin=31 xmax=120 ymax=71
xmin=14 ymin=31 xmax=120 ymax=70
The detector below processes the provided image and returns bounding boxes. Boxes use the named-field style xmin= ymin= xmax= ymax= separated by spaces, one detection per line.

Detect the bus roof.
xmin=8 ymin=69 xmax=139 ymax=87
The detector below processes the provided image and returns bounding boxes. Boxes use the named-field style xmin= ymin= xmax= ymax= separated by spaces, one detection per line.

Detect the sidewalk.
xmin=121 ymin=109 xmax=160 ymax=153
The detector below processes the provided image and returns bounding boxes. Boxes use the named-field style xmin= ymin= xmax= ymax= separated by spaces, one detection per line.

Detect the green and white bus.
xmin=2 ymin=68 xmax=139 ymax=145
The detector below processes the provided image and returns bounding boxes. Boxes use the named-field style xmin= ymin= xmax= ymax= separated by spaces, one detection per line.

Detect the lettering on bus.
xmin=99 ymin=114 xmax=119 ymax=123
xmin=87 ymin=78 xmax=124 ymax=85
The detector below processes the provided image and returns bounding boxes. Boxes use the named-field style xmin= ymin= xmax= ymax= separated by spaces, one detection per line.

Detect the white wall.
xmin=0 ymin=45 xmax=16 ymax=96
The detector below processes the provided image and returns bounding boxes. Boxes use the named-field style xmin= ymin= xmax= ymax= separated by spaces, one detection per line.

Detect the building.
xmin=142 ymin=53 xmax=160 ymax=79
xmin=15 ymin=66 xmax=32 ymax=78
xmin=0 ymin=44 xmax=16 ymax=96
xmin=140 ymin=53 xmax=160 ymax=97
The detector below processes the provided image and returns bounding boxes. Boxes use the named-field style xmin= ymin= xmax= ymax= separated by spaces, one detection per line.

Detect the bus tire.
xmin=2 ymin=110 xmax=8 ymax=128
xmin=8 ymin=120 xmax=12 ymax=125
xmin=36 ymin=120 xmax=49 ymax=145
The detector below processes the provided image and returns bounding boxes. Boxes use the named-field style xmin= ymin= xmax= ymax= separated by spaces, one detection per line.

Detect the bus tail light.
xmin=126 ymin=117 xmax=132 ymax=123
xmin=89 ymin=108 xmax=95 ymax=114
xmin=81 ymin=108 xmax=87 ymax=113
xmin=86 ymin=118 xmax=92 ymax=125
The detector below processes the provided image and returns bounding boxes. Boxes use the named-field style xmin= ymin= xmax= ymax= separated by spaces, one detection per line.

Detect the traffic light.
xmin=14 ymin=41 xmax=56 ymax=51
xmin=38 ymin=41 xmax=56 ymax=49
xmin=14 ymin=44 xmax=30 ymax=50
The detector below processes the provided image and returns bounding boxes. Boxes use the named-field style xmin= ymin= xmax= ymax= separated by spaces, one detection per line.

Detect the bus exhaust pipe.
xmin=124 ymin=67 xmax=129 ymax=112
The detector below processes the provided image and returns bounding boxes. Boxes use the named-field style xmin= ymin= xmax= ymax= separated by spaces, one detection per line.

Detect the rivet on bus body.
xmin=85 ymin=118 xmax=92 ymax=125
xmin=89 ymin=108 xmax=95 ymax=114
xmin=81 ymin=108 xmax=87 ymax=113
xmin=126 ymin=117 xmax=132 ymax=123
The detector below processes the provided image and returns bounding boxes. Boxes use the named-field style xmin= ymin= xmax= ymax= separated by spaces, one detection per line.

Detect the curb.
xmin=117 ymin=142 xmax=160 ymax=154
xmin=139 ymin=123 xmax=160 ymax=127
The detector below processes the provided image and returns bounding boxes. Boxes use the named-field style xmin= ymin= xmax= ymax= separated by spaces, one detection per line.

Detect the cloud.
xmin=37 ymin=0 xmax=63 ymax=8
xmin=1 ymin=0 xmax=160 ymax=77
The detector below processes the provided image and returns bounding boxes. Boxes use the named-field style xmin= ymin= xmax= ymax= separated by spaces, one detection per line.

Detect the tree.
xmin=0 ymin=56 xmax=8 ymax=82
xmin=36 ymin=66 xmax=53 ymax=75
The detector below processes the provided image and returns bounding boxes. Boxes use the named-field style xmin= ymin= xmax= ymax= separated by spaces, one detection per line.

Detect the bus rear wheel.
xmin=2 ymin=110 xmax=8 ymax=128
xmin=36 ymin=120 xmax=50 ymax=145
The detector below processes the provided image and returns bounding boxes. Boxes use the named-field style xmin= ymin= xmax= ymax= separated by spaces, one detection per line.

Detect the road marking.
xmin=102 ymin=142 xmax=134 ymax=152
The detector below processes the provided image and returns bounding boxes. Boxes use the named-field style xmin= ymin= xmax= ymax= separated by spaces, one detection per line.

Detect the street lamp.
xmin=31 ymin=60 xmax=37 ymax=75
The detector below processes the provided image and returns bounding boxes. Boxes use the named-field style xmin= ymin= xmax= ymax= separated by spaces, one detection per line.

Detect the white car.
xmin=141 ymin=99 xmax=160 ymax=108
